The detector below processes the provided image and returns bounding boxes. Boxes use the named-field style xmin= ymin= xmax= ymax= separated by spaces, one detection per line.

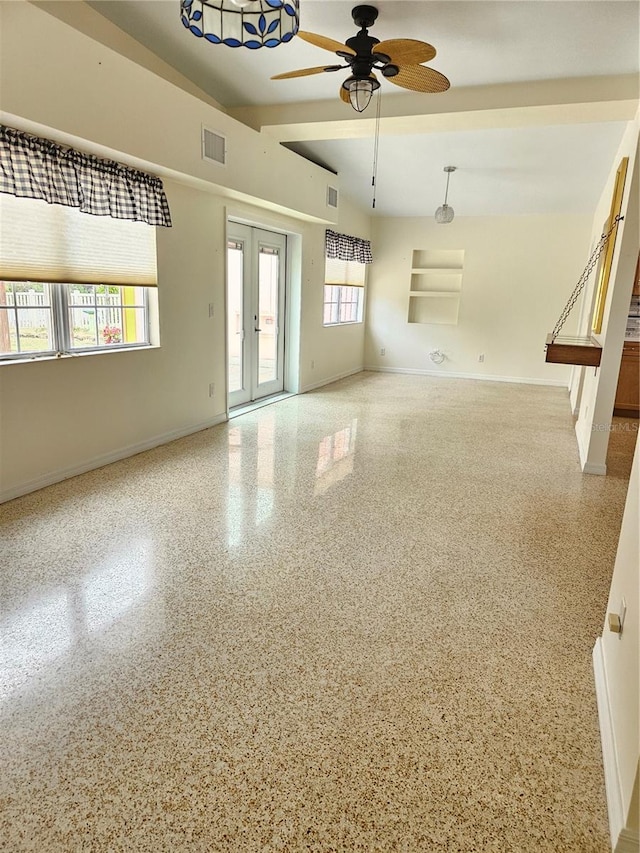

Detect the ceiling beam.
xmin=229 ymin=75 xmax=639 ymax=142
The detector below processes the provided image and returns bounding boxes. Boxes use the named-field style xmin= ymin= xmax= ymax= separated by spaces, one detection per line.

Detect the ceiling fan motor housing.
xmin=351 ymin=5 xmax=378 ymax=29
xmin=345 ymin=29 xmax=390 ymax=80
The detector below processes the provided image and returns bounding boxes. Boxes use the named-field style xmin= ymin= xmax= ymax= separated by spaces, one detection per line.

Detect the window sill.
xmin=0 ymin=344 xmax=159 ymax=366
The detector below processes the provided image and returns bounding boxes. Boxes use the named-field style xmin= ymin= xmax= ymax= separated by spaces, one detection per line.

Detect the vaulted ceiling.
xmin=88 ymin=0 xmax=639 ymax=217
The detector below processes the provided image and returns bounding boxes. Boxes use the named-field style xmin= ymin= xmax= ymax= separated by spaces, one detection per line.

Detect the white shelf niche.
xmin=408 ymin=249 xmax=465 ymax=325
xmin=410 ymin=271 xmax=463 ymax=294
xmin=411 ymin=249 xmax=464 ymax=270
xmin=408 ymin=294 xmax=460 ymax=325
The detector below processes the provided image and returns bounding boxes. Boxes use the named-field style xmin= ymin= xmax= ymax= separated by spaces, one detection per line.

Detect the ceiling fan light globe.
xmin=435 ymin=204 xmax=454 ymax=224
xmin=345 ymin=76 xmax=379 ymax=112
xmin=229 ymin=0 xmax=253 ymax=7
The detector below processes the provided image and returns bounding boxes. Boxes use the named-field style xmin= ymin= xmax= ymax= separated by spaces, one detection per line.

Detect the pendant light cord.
xmin=443 ymin=169 xmax=451 ymax=206
xmin=371 ymin=89 xmax=382 ymax=209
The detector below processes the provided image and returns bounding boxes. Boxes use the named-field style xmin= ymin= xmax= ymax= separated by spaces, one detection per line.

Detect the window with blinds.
xmin=0 ymin=193 xmax=158 ymax=287
xmin=0 ymin=194 xmax=157 ymax=360
xmin=323 ymin=256 xmax=366 ymax=326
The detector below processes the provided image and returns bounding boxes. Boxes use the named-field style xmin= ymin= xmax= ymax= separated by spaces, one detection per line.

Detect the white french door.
xmin=227 ymin=223 xmax=287 ymax=409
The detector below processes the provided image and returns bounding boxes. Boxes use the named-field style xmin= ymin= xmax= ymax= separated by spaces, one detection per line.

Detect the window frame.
xmin=323 ymin=283 xmax=365 ymax=327
xmin=0 ymin=281 xmax=152 ymax=362
xmin=323 ymin=251 xmax=367 ymax=327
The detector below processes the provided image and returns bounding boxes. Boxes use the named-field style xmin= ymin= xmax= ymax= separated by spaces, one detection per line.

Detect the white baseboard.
xmin=363 ymin=365 xmax=569 ymax=388
xmin=616 ymin=829 xmax=640 ymax=853
xmin=583 ymin=461 xmax=608 ymax=475
xmin=300 ymin=366 xmax=363 ymax=394
xmin=593 ymin=639 xmax=639 ymax=853
xmin=575 ymin=423 xmax=608 ymax=475
xmin=0 ymin=414 xmax=228 ymax=504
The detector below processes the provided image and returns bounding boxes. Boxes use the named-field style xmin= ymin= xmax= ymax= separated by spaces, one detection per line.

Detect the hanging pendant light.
xmin=180 ymin=0 xmax=300 ymax=49
xmin=435 ymin=166 xmax=456 ymax=224
xmin=343 ymin=75 xmax=381 ymax=113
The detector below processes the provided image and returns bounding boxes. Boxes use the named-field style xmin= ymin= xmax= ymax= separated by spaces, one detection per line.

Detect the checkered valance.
xmin=0 ymin=126 xmax=172 ymax=227
xmin=325 ymin=229 xmax=373 ymax=264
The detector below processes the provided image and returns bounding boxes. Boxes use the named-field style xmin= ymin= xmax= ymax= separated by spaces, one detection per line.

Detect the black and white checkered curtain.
xmin=0 ymin=126 xmax=172 ymax=227
xmin=325 ymin=229 xmax=373 ymax=264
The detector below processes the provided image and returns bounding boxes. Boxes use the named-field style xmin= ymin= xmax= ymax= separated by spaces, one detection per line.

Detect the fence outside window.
xmin=6 ymin=288 xmax=123 ymax=330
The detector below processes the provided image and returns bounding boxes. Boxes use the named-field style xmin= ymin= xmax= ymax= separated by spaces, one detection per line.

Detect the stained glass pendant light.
xmin=435 ymin=166 xmax=456 ymax=224
xmin=180 ymin=0 xmax=300 ymax=49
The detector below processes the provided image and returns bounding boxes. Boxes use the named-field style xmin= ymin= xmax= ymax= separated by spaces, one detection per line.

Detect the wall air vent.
xmin=202 ymin=127 xmax=226 ymax=166
xmin=327 ymin=186 xmax=339 ymax=209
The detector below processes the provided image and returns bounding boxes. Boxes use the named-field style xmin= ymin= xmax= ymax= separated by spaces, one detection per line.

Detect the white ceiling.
xmin=87 ymin=0 xmax=640 ymax=217
xmin=290 ymin=122 xmax=630 ymax=217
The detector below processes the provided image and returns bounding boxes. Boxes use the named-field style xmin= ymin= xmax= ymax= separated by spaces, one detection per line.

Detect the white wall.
xmin=299 ymin=196 xmax=371 ymax=391
xmin=0 ymin=181 xmax=224 ymax=499
xmin=0 ymin=187 xmax=369 ymax=502
xmin=593 ymin=438 xmax=640 ymax=851
xmin=573 ymin=115 xmax=640 ymax=474
xmin=365 ymin=214 xmax=591 ymax=384
xmin=0 ymin=1 xmax=336 ymax=224
xmin=222 ymin=193 xmax=370 ymax=394
xmin=0 ymin=2 xmax=370 ymax=501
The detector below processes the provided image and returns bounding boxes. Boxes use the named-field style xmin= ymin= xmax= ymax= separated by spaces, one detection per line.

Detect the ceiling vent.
xmin=202 ymin=127 xmax=226 ymax=166
xmin=327 ymin=186 xmax=338 ymax=209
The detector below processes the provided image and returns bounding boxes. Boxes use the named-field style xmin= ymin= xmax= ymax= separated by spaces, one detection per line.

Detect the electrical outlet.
xmin=380 ymin=347 xmax=386 ymax=356
xmin=479 ymin=354 xmax=485 ymax=363
xmin=209 ymin=382 xmax=215 ymax=398
xmin=208 ymin=302 xmax=215 ymax=318
xmin=311 ymin=360 xmax=315 ymax=369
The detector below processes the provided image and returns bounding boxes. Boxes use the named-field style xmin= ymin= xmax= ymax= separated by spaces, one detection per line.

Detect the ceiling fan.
xmin=271 ymin=4 xmax=450 ymax=113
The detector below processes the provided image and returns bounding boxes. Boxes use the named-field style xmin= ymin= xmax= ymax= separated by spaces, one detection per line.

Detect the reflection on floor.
xmin=1 ymin=372 xmax=636 ymax=851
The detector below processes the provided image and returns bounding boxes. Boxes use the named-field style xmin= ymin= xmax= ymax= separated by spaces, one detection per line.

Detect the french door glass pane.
xmin=227 ymin=243 xmax=244 ymax=394
xmin=258 ymin=248 xmax=279 ymax=385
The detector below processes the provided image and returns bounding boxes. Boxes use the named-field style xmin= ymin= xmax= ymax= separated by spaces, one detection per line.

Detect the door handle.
xmin=255 ymin=326 xmax=262 ymax=332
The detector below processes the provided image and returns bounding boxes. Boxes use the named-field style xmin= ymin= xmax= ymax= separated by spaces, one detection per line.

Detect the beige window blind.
xmin=0 ymin=193 xmax=158 ymax=286
xmin=325 ymin=256 xmax=366 ymax=286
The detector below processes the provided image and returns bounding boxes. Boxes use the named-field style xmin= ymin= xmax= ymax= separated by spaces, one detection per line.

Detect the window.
xmin=0 ymin=126 xmax=171 ymax=363
xmin=0 ymin=282 xmax=150 ymax=359
xmin=323 ymin=285 xmax=364 ymax=325
xmin=66 ymin=285 xmax=148 ymax=351
xmin=323 ymin=256 xmax=366 ymax=326
xmin=0 ymin=283 xmax=54 ymax=356
xmin=0 ymin=192 xmax=157 ymax=361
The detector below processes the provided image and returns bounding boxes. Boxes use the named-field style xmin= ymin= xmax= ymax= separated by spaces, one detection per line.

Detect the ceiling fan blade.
xmin=271 ymin=65 xmax=345 ymax=80
xmin=374 ymin=39 xmax=436 ymax=65
xmin=388 ymin=65 xmax=450 ymax=93
xmin=296 ymin=31 xmax=355 ymax=56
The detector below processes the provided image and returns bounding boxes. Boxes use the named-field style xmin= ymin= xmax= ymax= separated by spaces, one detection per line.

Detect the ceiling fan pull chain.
xmin=371 ymin=88 xmax=382 ymax=209
xmin=550 ymin=215 xmax=623 ymax=341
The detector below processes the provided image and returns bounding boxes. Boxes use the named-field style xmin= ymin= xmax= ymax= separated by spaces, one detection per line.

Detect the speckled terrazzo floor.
xmin=1 ymin=372 xmax=636 ymax=852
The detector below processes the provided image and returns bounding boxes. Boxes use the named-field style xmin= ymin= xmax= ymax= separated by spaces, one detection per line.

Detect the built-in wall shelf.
xmin=408 ymin=249 xmax=464 ymax=325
